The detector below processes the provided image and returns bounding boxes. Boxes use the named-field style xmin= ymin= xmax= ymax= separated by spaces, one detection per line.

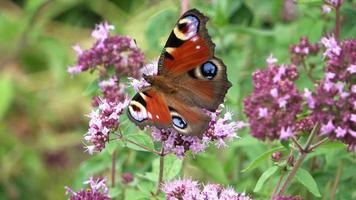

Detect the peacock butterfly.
xmin=127 ymin=9 xmax=231 ymax=135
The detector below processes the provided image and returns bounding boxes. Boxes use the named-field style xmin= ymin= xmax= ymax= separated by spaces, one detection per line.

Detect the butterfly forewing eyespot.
xmin=173 ymin=15 xmax=199 ymax=41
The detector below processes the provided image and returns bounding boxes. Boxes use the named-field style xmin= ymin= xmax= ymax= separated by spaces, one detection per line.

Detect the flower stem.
xmin=126 ymin=139 xmax=161 ymax=155
xmin=111 ymin=150 xmax=117 ymax=187
xmin=330 ymin=161 xmax=343 ymax=200
xmin=291 ymin=136 xmax=304 ymax=152
xmin=309 ymin=137 xmax=329 ymax=152
xmin=301 ymin=60 xmax=317 ymax=84
xmin=277 ymin=124 xmax=319 ymax=195
xmin=271 ymin=170 xmax=286 ymax=199
xmin=180 ymin=0 xmax=189 ymax=15
xmin=156 ymin=144 xmax=165 ymax=195
xmin=335 ymin=4 xmax=341 ymax=40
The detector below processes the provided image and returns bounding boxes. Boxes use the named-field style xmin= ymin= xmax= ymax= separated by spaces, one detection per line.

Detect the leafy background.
xmin=0 ymin=0 xmax=355 ymax=199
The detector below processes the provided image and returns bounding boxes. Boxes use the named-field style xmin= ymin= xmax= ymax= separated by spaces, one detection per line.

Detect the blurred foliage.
xmin=0 ymin=0 xmax=355 ymax=199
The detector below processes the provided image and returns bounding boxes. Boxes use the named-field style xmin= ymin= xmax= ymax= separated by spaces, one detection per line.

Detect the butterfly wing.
xmin=128 ymin=9 xmax=231 ymax=135
xmin=158 ymin=9 xmax=231 ymax=111
xmin=158 ymin=9 xmax=214 ymax=75
xmin=127 ymin=87 xmax=209 ymax=135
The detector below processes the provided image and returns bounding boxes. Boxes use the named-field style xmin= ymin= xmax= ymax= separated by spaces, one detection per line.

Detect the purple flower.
xmin=271 ymin=151 xmax=282 ymax=162
xmin=244 ymin=59 xmax=303 ymax=141
xmin=321 ymin=36 xmax=341 ymax=59
xmin=91 ymin=22 xmax=114 ymax=42
xmin=295 ymin=117 xmax=315 ymax=133
xmin=162 ymin=179 xmax=251 ymax=200
xmin=128 ymin=59 xmax=158 ymax=92
xmin=84 ymin=98 xmax=129 ymax=154
xmin=289 ymin=36 xmax=320 ymax=64
xmin=98 ymin=77 xmax=126 ymax=104
xmin=322 ymin=4 xmax=332 ymax=13
xmin=320 ymin=120 xmax=335 ymax=135
xmin=121 ymin=172 xmax=134 ymax=184
xmin=151 ymin=107 xmax=246 ymax=157
xmin=309 ymin=39 xmax=356 ymax=149
xmin=266 ymin=54 xmax=278 ymax=66
xmin=65 ymin=177 xmax=110 ymax=200
xmin=280 ymin=126 xmax=294 ymax=140
xmin=67 ymin=22 xmax=144 ymax=78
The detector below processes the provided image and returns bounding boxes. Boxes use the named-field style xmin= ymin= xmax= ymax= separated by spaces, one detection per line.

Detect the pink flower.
xmin=266 ymin=54 xmax=278 ymax=66
xmin=321 ymin=120 xmax=335 ymax=135
xmin=91 ymin=22 xmax=115 ymax=41
xmin=65 ymin=177 xmax=110 ymax=200
xmin=151 ymin=106 xmax=245 ymax=157
xmin=280 ymin=126 xmax=294 ymax=140
xmin=321 ymin=36 xmax=341 ymax=58
xmin=162 ymin=179 xmax=251 ymax=200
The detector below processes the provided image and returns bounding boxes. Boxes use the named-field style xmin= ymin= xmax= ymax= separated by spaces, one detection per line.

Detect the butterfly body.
xmin=128 ymin=9 xmax=231 ymax=136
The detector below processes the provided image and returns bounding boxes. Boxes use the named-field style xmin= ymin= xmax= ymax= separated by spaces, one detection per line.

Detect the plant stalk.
xmin=111 ymin=150 xmax=117 ymax=187
xmin=330 ymin=161 xmax=343 ymax=200
xmin=277 ymin=124 xmax=319 ymax=195
xmin=335 ymin=4 xmax=341 ymax=40
xmin=156 ymin=144 xmax=165 ymax=195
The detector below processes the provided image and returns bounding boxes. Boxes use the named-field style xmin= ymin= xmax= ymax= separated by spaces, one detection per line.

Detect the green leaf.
xmin=137 ymin=181 xmax=156 ymax=195
xmin=124 ymin=188 xmax=147 ymax=200
xmin=193 ymin=153 xmax=228 ymax=184
xmin=242 ymin=146 xmax=284 ymax=173
xmin=125 ymin=133 xmax=154 ymax=152
xmin=83 ymin=79 xmax=99 ymax=96
xmin=253 ymin=166 xmax=279 ymax=192
xmin=280 ymin=140 xmax=290 ymax=149
xmin=295 ymin=168 xmax=321 ymax=197
xmin=162 ymin=155 xmax=183 ymax=181
xmin=0 ymin=74 xmax=14 ymax=119
xmin=108 ymin=187 xmax=122 ymax=198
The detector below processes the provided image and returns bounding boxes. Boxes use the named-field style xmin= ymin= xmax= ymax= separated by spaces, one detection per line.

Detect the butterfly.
xmin=127 ymin=9 xmax=231 ymax=136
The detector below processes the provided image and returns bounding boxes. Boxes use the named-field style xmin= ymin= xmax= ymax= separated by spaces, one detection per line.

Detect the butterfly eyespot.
xmin=172 ymin=115 xmax=187 ymax=129
xmin=174 ymin=16 xmax=199 ymax=41
xmin=200 ymin=61 xmax=217 ymax=80
xmin=170 ymin=110 xmax=188 ymax=132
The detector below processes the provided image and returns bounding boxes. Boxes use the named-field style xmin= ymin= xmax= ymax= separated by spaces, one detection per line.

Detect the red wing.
xmin=127 ymin=88 xmax=171 ymax=129
xmin=158 ymin=9 xmax=214 ymax=76
xmin=144 ymin=90 xmax=171 ymax=124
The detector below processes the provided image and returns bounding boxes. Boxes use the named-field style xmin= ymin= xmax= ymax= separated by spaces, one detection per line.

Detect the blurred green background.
xmin=0 ymin=0 xmax=355 ymax=199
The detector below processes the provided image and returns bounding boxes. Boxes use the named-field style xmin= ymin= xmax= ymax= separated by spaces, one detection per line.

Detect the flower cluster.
xmin=244 ymin=55 xmax=303 ymax=141
xmin=84 ymin=98 xmax=129 ymax=154
xmin=289 ymin=36 xmax=320 ymax=64
xmin=162 ymin=179 xmax=251 ymax=200
xmin=308 ymin=37 xmax=356 ymax=150
xmin=151 ymin=108 xmax=247 ymax=157
xmin=67 ymin=22 xmax=144 ymax=78
xmin=65 ymin=177 xmax=110 ymax=200
xmin=97 ymin=77 xmax=126 ymax=104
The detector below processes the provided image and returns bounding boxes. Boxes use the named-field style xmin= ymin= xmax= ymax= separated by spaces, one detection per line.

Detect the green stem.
xmin=330 ymin=161 xmax=343 ymax=200
xmin=111 ymin=150 xmax=117 ymax=187
xmin=156 ymin=144 xmax=165 ymax=195
xmin=277 ymin=124 xmax=319 ymax=195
